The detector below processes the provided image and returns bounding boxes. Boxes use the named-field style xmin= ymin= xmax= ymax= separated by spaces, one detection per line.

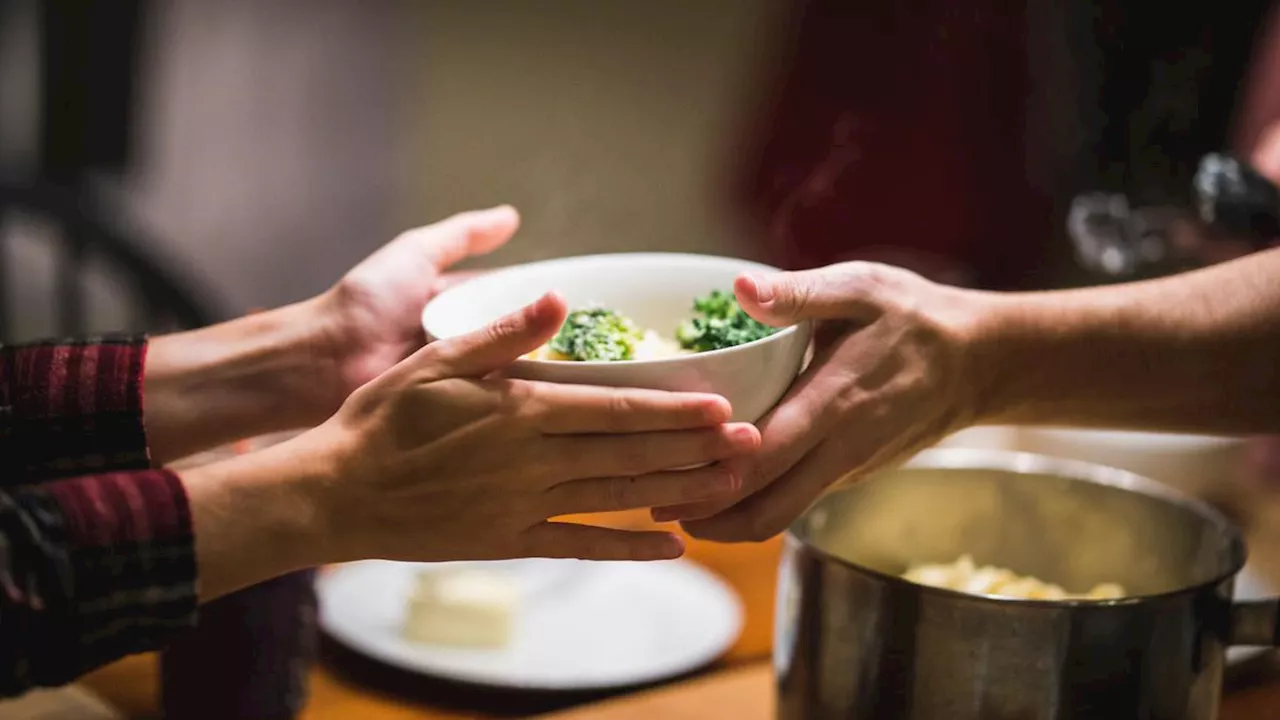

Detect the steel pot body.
xmin=775 ymin=449 xmax=1276 ymax=720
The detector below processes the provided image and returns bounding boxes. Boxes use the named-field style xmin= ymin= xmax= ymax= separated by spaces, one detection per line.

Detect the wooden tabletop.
xmin=81 ymin=498 xmax=1280 ymax=719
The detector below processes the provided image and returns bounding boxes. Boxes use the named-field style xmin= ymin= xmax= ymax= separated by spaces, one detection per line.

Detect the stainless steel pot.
xmin=774 ymin=448 xmax=1278 ymax=720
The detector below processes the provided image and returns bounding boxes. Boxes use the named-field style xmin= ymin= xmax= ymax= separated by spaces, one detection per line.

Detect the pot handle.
xmin=1229 ymin=598 xmax=1280 ymax=646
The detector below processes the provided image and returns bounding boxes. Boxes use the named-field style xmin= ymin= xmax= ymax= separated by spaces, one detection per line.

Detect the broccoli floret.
xmin=675 ymin=289 xmax=778 ymax=352
xmin=549 ymin=307 xmax=644 ymax=361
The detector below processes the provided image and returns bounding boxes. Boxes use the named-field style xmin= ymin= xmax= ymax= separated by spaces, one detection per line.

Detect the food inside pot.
xmin=902 ymin=554 xmax=1126 ymax=600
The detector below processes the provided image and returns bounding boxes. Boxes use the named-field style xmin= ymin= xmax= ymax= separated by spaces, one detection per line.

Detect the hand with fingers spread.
xmin=0 ymin=204 xmax=760 ymax=692
xmin=145 ymin=206 xmax=517 ymax=464
xmin=186 ymin=290 xmax=760 ymax=598
xmin=658 ymin=230 xmax=1280 ymax=542
xmin=651 ymin=262 xmax=980 ymax=542
xmin=314 ymin=205 xmax=519 ymax=420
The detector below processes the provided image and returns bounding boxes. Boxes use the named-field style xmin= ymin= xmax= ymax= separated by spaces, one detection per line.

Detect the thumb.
xmin=372 ymin=205 xmax=519 ymax=276
xmin=424 ymin=205 xmax=520 ymax=268
xmin=417 ymin=291 xmax=567 ymax=378
xmin=734 ymin=263 xmax=887 ymax=325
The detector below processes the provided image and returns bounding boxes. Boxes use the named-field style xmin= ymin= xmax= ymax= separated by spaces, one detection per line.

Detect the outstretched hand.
xmin=653 ymin=263 xmax=981 ymax=542
xmin=315 ymin=205 xmax=519 ymax=418
xmin=301 ymin=290 xmax=762 ymax=563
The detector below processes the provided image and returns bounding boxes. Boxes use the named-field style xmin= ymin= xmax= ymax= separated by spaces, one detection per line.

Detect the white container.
xmin=1012 ymin=427 xmax=1248 ymax=499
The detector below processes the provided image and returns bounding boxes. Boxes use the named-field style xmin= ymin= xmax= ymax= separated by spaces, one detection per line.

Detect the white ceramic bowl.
xmin=1013 ymin=427 xmax=1248 ymax=499
xmin=421 ymin=253 xmax=812 ymax=423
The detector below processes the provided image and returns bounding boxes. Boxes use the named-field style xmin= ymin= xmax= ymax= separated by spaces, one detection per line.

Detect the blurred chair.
xmin=0 ymin=0 xmax=219 ymax=340
xmin=0 ymin=178 xmax=218 ymax=340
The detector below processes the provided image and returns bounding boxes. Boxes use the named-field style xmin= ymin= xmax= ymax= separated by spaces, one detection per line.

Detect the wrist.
xmin=144 ymin=299 xmax=342 ymax=463
xmin=928 ymin=285 xmax=1021 ymax=428
xmin=181 ymin=430 xmax=341 ymax=601
xmin=283 ymin=294 xmax=351 ymax=424
xmin=955 ymin=288 xmax=1125 ymax=427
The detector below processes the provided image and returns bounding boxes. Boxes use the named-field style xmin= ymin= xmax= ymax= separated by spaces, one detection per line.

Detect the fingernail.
xmin=659 ymin=534 xmax=686 ymax=557
xmin=746 ymin=273 xmax=774 ymax=303
xmin=533 ymin=290 xmax=564 ymax=314
xmin=729 ymin=423 xmax=759 ymax=444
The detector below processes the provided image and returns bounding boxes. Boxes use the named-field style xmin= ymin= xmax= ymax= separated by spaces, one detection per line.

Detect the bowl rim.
xmin=421 ymin=251 xmax=809 ymax=367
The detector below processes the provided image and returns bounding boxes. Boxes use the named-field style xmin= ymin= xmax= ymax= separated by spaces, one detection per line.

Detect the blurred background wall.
xmin=0 ymin=0 xmax=1271 ymax=339
xmin=404 ymin=1 xmax=776 ymax=271
xmin=2 ymin=0 xmax=778 ymax=332
xmin=126 ymin=0 xmax=404 ymax=313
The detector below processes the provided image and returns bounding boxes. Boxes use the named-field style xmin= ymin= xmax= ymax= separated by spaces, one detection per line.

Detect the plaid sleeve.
xmin=0 ymin=468 xmax=197 ymax=696
xmin=0 ymin=335 xmax=151 ymax=483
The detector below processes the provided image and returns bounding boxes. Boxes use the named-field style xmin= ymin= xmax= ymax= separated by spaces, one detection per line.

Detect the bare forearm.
xmin=143 ymin=300 xmax=339 ymax=464
xmin=180 ymin=431 xmax=335 ymax=602
xmin=970 ymin=247 xmax=1280 ymax=433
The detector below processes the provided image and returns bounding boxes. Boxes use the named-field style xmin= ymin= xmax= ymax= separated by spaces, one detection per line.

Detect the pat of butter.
xmin=402 ymin=568 xmax=519 ymax=648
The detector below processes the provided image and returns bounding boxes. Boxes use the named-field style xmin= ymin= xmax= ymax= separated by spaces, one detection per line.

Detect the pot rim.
xmin=784 ymin=447 xmax=1249 ymax=608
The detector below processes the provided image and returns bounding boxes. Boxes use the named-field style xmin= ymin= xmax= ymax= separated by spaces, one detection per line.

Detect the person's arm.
xmin=0 ymin=336 xmax=153 ymax=482
xmin=0 ymin=450 xmax=329 ymax=697
xmin=0 ymin=289 xmax=766 ymax=695
xmin=0 ymin=331 xmax=325 ymax=695
xmin=969 ymin=246 xmax=1280 ymax=434
xmin=668 ymin=246 xmax=1280 ymax=543
xmin=0 ymin=314 xmax=333 ymax=478
xmin=0 ymin=469 xmax=196 ymax=696
xmin=142 ymin=300 xmax=336 ymax=465
xmin=140 ymin=204 xmax=527 ymax=466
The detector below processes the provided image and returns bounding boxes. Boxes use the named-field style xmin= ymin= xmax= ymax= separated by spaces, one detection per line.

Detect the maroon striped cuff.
xmin=44 ymin=468 xmax=197 ymax=680
xmin=0 ymin=336 xmax=151 ymax=481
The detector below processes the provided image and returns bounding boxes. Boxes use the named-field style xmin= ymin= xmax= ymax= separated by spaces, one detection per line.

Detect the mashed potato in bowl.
xmin=902 ymin=554 xmax=1126 ymax=600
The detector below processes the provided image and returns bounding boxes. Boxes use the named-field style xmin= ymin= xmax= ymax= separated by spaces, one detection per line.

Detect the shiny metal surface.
xmin=1067 ymin=153 xmax=1277 ymax=280
xmin=776 ymin=448 xmax=1274 ymax=720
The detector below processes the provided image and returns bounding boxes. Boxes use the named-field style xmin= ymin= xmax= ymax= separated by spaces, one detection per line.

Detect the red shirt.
xmin=0 ymin=336 xmax=195 ymax=695
xmin=735 ymin=0 xmax=1050 ymax=288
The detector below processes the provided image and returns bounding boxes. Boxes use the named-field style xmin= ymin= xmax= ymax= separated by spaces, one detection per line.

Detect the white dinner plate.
xmin=1230 ymin=563 xmax=1277 ymax=665
xmin=318 ymin=558 xmax=744 ymax=690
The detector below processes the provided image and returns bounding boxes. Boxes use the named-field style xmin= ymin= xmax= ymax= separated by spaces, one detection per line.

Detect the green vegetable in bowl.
xmin=675 ymin=289 xmax=778 ymax=352
xmin=548 ymin=307 xmax=645 ymax=361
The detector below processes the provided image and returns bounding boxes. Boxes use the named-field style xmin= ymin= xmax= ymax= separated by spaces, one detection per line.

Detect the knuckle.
xmin=602 ymin=477 xmax=636 ymax=509
xmin=836 ymin=260 xmax=887 ymax=295
xmin=490 ymin=378 xmax=534 ymax=416
xmin=409 ymin=377 xmax=462 ymax=414
xmin=605 ymin=390 xmax=637 ymax=431
xmin=679 ymin=478 xmax=709 ymax=502
xmin=738 ymin=463 xmax=769 ymax=494
xmin=774 ymin=275 xmax=810 ymax=313
xmin=618 ymin=435 xmax=655 ymax=473
xmin=484 ymin=312 xmax=524 ymax=344
xmin=792 ymin=280 xmax=815 ymax=313
xmin=748 ymin=450 xmax=792 ymax=489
